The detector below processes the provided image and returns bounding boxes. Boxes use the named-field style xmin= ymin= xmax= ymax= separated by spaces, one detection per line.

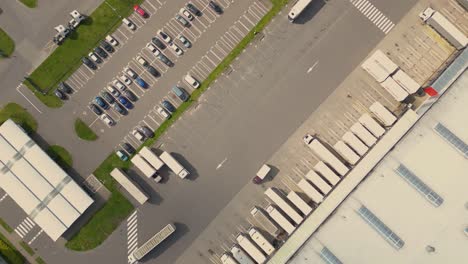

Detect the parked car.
xmin=55 ymin=89 xmax=66 ymax=100
xmin=116 ymin=150 xmax=129 ymax=161
xmin=106 ymin=85 xmax=120 ymax=97
xmin=135 ymin=77 xmax=148 ymax=88
xmin=122 ymin=18 xmax=136 ymax=30
xmin=100 ymin=40 xmax=114 ymax=53
xmin=140 ymin=126 xmax=154 ymax=138
xmin=113 ymin=102 xmax=127 ymax=115
xmin=124 ymin=67 xmax=138 ymax=79
xmin=113 ymin=79 xmax=126 ymax=91
xmin=136 ymin=55 xmax=148 ymax=66
xmin=145 ymin=65 xmax=159 ymax=77
xmin=119 ymin=96 xmax=133 ymax=109
xmin=146 ymin=43 xmax=160 ymax=56
xmin=94 ymin=96 xmax=109 ymax=109
xmin=162 ymin=100 xmax=176 ymax=113
xmin=121 ymin=143 xmax=136 ymax=154
xmin=88 ymin=52 xmax=102 ymax=63
xmin=106 ymin=35 xmax=119 ymax=46
xmin=156 ymin=106 xmax=171 ymax=119
xmin=82 ymin=57 xmax=96 ymax=69
xmin=134 ymin=5 xmax=148 ymax=18
xmin=175 ymin=14 xmax=190 ymax=27
xmin=88 ymin=103 xmax=103 ymax=116
xmin=186 ymin=3 xmax=202 ymax=16
xmin=209 ymin=1 xmax=223 ymax=14
xmin=178 ymin=35 xmax=191 ymax=48
xmin=169 ymin=42 xmax=183 ymax=56
xmin=151 ymin=37 xmax=166 ymax=49
xmin=124 ymin=90 xmax=138 ymax=101
xmin=157 ymin=30 xmax=171 ymax=43
xmin=184 ymin=74 xmax=200 ymax=89
xmin=100 ymin=114 xmax=115 ymax=126
xmin=100 ymin=91 xmax=115 ymax=104
xmin=172 ymin=86 xmax=189 ymax=101
xmin=58 ymin=82 xmax=73 ymax=94
xmin=157 ymin=54 xmax=174 ymax=67
xmin=93 ymin=47 xmax=107 ymax=59
xmin=119 ymin=74 xmax=132 ymax=85
xmin=180 ymin=8 xmax=194 ymax=20
xmin=132 ymin=129 xmax=145 ymax=141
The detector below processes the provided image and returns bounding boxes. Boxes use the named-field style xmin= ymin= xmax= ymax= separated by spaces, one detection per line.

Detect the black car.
xmin=58 ymin=82 xmax=72 ymax=94
xmin=157 ymin=54 xmax=174 ymax=67
xmin=187 ymin=3 xmax=202 ymax=16
xmin=82 ymin=57 xmax=97 ymax=69
xmin=55 ymin=89 xmax=66 ymax=100
xmin=113 ymin=102 xmax=127 ymax=115
xmin=94 ymin=46 xmax=108 ymax=59
xmin=145 ymin=65 xmax=160 ymax=77
xmin=100 ymin=91 xmax=115 ymax=104
xmin=121 ymin=143 xmax=136 ymax=154
xmin=88 ymin=103 xmax=103 ymax=116
xmin=100 ymin=40 xmax=114 ymax=53
xmin=162 ymin=100 xmax=176 ymax=113
xmin=151 ymin=37 xmax=166 ymax=49
xmin=124 ymin=90 xmax=138 ymax=102
xmin=209 ymin=1 xmax=223 ymax=14
xmin=140 ymin=126 xmax=154 ymax=138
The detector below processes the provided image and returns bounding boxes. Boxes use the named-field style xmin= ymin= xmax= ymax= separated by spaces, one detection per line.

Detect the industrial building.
xmin=0 ymin=119 xmax=93 ymax=241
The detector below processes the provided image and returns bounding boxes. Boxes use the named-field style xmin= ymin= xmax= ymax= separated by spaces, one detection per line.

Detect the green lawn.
xmin=46 ymin=145 xmax=73 ymax=169
xmin=0 ymin=103 xmax=38 ymax=134
xmin=0 ymin=218 xmax=13 ymax=234
xmin=36 ymin=256 xmax=46 ymax=264
xmin=0 ymin=233 xmax=25 ymax=264
xmin=74 ymin=118 xmax=98 ymax=141
xmin=19 ymin=0 xmax=37 ymax=8
xmin=19 ymin=241 xmax=34 ymax=256
xmin=25 ymin=0 xmax=144 ymax=108
xmin=0 ymin=28 xmax=15 ymax=58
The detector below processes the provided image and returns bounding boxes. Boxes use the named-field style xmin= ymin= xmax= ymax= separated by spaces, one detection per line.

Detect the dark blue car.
xmin=162 ymin=100 xmax=176 ymax=113
xmin=119 ymin=96 xmax=133 ymax=109
xmin=135 ymin=77 xmax=147 ymax=88
xmin=94 ymin=96 xmax=109 ymax=109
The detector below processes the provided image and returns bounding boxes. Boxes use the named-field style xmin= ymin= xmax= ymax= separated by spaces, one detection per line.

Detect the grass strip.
xmin=46 ymin=145 xmax=73 ymax=169
xmin=0 ymin=103 xmax=38 ymax=134
xmin=0 ymin=28 xmax=15 ymax=58
xmin=36 ymin=256 xmax=46 ymax=264
xmin=19 ymin=0 xmax=37 ymax=8
xmin=0 ymin=218 xmax=13 ymax=234
xmin=19 ymin=241 xmax=34 ymax=256
xmin=0 ymin=233 xmax=25 ymax=264
xmin=74 ymin=118 xmax=98 ymax=141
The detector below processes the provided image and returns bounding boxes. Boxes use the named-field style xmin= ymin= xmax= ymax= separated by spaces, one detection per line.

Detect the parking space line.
xmin=200 ymin=59 xmax=214 ymax=71
xmin=117 ymin=28 xmax=129 ymax=40
xmin=236 ymin=20 xmax=250 ymax=32
xmin=143 ymin=0 xmax=158 ymax=12
xmin=226 ymin=31 xmax=240 ymax=43
xmin=231 ymin=25 xmax=246 ymax=39
xmin=221 ymin=35 xmax=235 ymax=48
xmin=243 ymin=13 xmax=255 ymax=26
xmin=210 ymin=49 xmax=223 ymax=62
xmin=164 ymin=24 xmax=180 ymax=38
xmin=215 ymin=42 xmax=228 ymax=56
xmin=192 ymin=66 xmax=207 ymax=79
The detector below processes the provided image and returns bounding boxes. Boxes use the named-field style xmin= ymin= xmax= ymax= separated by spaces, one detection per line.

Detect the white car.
xmin=119 ymin=74 xmax=132 ymax=85
xmin=132 ymin=129 xmax=145 ymax=141
xmin=88 ymin=52 xmax=101 ymax=63
xmin=122 ymin=18 xmax=136 ymax=30
xmin=112 ymin=79 xmax=126 ymax=91
xmin=169 ymin=42 xmax=183 ymax=56
xmin=180 ymin=8 xmax=194 ymax=21
xmin=146 ymin=43 xmax=160 ymax=56
xmin=157 ymin=30 xmax=171 ymax=43
xmin=136 ymin=55 xmax=148 ymax=66
xmin=124 ymin=67 xmax=137 ymax=79
xmin=106 ymin=35 xmax=119 ymax=46
xmin=100 ymin=114 xmax=115 ymax=126
xmin=156 ymin=106 xmax=170 ymax=119
xmin=106 ymin=85 xmax=120 ymax=97
xmin=184 ymin=74 xmax=200 ymax=89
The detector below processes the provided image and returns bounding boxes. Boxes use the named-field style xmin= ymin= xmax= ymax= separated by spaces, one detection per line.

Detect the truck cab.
xmin=252 ymin=164 xmax=271 ymax=184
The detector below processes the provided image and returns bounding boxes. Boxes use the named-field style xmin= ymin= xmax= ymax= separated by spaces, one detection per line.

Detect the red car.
xmin=134 ymin=5 xmax=148 ymax=18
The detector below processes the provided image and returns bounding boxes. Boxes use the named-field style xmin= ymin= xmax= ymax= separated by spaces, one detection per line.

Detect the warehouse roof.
xmin=0 ymin=120 xmax=93 ymax=241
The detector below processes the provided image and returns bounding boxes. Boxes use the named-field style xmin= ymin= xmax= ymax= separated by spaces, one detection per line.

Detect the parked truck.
xmin=221 ymin=253 xmax=239 ymax=264
xmin=380 ymin=77 xmax=409 ymax=102
xmin=297 ymin=179 xmax=324 ymax=204
xmin=419 ymin=7 xmax=468 ymax=50
xmin=361 ymin=49 xmax=399 ymax=82
xmin=110 ymin=168 xmax=148 ymax=205
xmin=457 ymin=0 xmax=468 ymax=10
xmin=248 ymin=227 xmax=275 ymax=256
xmin=139 ymin=147 xmax=165 ymax=170
xmin=266 ymin=204 xmax=296 ymax=235
xmin=333 ymin=140 xmax=360 ymax=165
xmin=303 ymin=134 xmax=349 ymax=176
xmin=236 ymin=234 xmax=266 ymax=264
xmin=231 ymin=245 xmax=255 ymax=264
xmin=159 ymin=151 xmax=189 ymax=179
xmin=369 ymin=102 xmax=397 ymax=127
xmin=128 ymin=223 xmax=176 ymax=263
xmin=342 ymin=131 xmax=369 ymax=156
xmin=314 ymin=161 xmax=340 ymax=186
xmin=350 ymin=122 xmax=377 ymax=147
xmin=250 ymin=207 xmax=282 ymax=238
xmin=304 ymin=170 xmax=332 ymax=195
xmin=392 ymin=69 xmax=420 ymax=94
xmin=265 ymin=188 xmax=303 ymax=225
xmin=286 ymin=191 xmax=312 ymax=215
xmin=358 ymin=113 xmax=385 ymax=138
xmin=131 ymin=154 xmax=162 ymax=182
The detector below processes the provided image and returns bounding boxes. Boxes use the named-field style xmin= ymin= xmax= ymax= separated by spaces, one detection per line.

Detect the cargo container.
xmin=248 ymin=228 xmax=275 ymax=256
xmin=304 ymin=170 xmax=332 ymax=195
xmin=333 ymin=141 xmax=360 ymax=165
xmin=369 ymin=102 xmax=397 ymax=127
xmin=128 ymin=223 xmax=175 ymax=263
xmin=221 ymin=253 xmax=239 ymax=264
xmin=297 ymin=179 xmax=324 ymax=204
xmin=250 ymin=207 xmax=282 ymax=238
xmin=266 ymin=205 xmax=296 ymax=235
xmin=286 ymin=191 xmax=312 ymax=215
xmin=110 ymin=168 xmax=148 ymax=205
xmin=236 ymin=234 xmax=266 ymax=264
xmin=419 ymin=7 xmax=468 ymax=50
xmin=265 ymin=188 xmax=303 ymax=225
xmin=303 ymin=134 xmax=349 ymax=176
xmin=231 ymin=245 xmax=255 ymax=264
xmin=342 ymin=132 xmax=369 ymax=156
xmin=358 ymin=113 xmax=385 ymax=138
xmin=380 ymin=77 xmax=409 ymax=102
xmin=350 ymin=122 xmax=377 ymax=147
xmin=361 ymin=50 xmax=399 ymax=82
xmin=139 ymin=147 xmax=165 ymax=170
xmin=131 ymin=154 xmax=161 ymax=182
xmin=392 ymin=69 xmax=420 ymax=94
xmin=314 ymin=161 xmax=340 ymax=186
xmin=159 ymin=151 xmax=189 ymax=179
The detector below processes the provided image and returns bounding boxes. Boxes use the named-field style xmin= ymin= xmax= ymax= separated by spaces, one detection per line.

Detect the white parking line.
xmin=16 ymin=84 xmax=42 ymax=114
xmin=210 ymin=49 xmax=223 ymax=62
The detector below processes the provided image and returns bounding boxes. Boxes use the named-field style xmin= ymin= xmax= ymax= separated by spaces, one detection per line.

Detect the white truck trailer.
xmin=342 ymin=131 xmax=369 ymax=156
xmin=159 ymin=151 xmax=189 ymax=179
xmin=333 ymin=141 xmax=360 ymax=165
xmin=305 ymin=170 xmax=332 ymax=195
xmin=131 ymin=154 xmax=161 ymax=182
xmin=265 ymin=188 xmax=303 ymax=225
xmin=350 ymin=122 xmax=377 ymax=147
xmin=250 ymin=207 xmax=282 ymax=238
xmin=361 ymin=49 xmax=399 ymax=82
xmin=231 ymin=245 xmax=255 ymax=264
xmin=139 ymin=147 xmax=165 ymax=170
xmin=236 ymin=234 xmax=266 ymax=264
xmin=380 ymin=77 xmax=409 ymax=102
xmin=314 ymin=161 xmax=340 ymax=186
xmin=369 ymin=102 xmax=397 ymax=127
xmin=266 ymin=205 xmax=296 ymax=235
xmin=419 ymin=7 xmax=468 ymax=50
xmin=358 ymin=113 xmax=385 ymax=138
xmin=303 ymin=134 xmax=349 ymax=176
xmin=110 ymin=168 xmax=148 ymax=205
xmin=392 ymin=69 xmax=420 ymax=94
xmin=297 ymin=179 xmax=324 ymax=204
xmin=128 ymin=223 xmax=176 ymax=263
xmin=286 ymin=191 xmax=312 ymax=215
xmin=221 ymin=253 xmax=239 ymax=264
xmin=248 ymin=228 xmax=275 ymax=256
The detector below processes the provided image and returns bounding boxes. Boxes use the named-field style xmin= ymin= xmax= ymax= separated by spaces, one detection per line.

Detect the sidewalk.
xmin=0 ymin=224 xmax=37 ymax=264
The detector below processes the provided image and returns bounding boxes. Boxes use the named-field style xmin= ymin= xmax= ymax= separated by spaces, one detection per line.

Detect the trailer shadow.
xmin=143 ymin=222 xmax=189 ymax=261
xmin=126 ymin=169 xmax=164 ymax=205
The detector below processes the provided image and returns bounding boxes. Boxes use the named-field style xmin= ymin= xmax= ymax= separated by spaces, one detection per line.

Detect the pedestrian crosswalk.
xmin=350 ymin=0 xmax=395 ymax=34
xmin=127 ymin=211 xmax=139 ymax=263
xmin=14 ymin=218 xmax=35 ymax=238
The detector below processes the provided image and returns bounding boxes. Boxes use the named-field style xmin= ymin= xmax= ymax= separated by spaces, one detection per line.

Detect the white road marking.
xmin=16 ymin=84 xmax=43 ymax=114
xmin=216 ymin=157 xmax=228 ymax=170
xmin=307 ymin=61 xmax=319 ymax=73
xmin=28 ymin=230 xmax=43 ymax=245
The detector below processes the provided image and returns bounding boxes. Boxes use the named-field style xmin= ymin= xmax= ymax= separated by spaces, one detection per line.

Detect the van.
xmin=172 ymin=86 xmax=189 ymax=101
xmin=122 ymin=18 xmax=136 ymax=30
xmin=184 ymin=74 xmax=200 ymax=89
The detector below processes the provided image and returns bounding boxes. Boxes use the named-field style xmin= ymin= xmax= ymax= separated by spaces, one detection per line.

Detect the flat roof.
xmin=0 ymin=120 xmax=93 ymax=241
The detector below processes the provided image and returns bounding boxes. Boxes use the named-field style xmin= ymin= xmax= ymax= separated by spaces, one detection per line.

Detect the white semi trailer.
xmin=304 ymin=170 xmax=332 ymax=195
xmin=231 ymin=245 xmax=255 ymax=264
xmin=369 ymin=102 xmax=397 ymax=127
xmin=236 ymin=234 xmax=266 ymax=264
xmin=266 ymin=205 xmax=296 ymax=235
xmin=265 ymin=188 xmax=303 ymax=225
xmin=128 ymin=223 xmax=176 ymax=263
xmin=131 ymin=154 xmax=161 ymax=182
xmin=392 ymin=69 xmax=420 ymax=94
xmin=221 ymin=254 xmax=239 ymax=264
xmin=250 ymin=207 xmax=282 ymax=238
xmin=380 ymin=77 xmax=409 ymax=102
xmin=297 ymin=179 xmax=324 ymax=204
xmin=110 ymin=168 xmax=148 ymax=205
xmin=139 ymin=147 xmax=165 ymax=170
xmin=303 ymin=134 xmax=349 ymax=176
xmin=351 ymin=122 xmax=377 ymax=147
xmin=286 ymin=191 xmax=312 ymax=215
xmin=314 ymin=161 xmax=340 ymax=186
xmin=342 ymin=132 xmax=369 ymax=156
xmin=361 ymin=49 xmax=399 ymax=82
xmin=248 ymin=228 xmax=275 ymax=256
xmin=159 ymin=151 xmax=189 ymax=179
xmin=333 ymin=141 xmax=360 ymax=165
xmin=358 ymin=113 xmax=385 ymax=138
